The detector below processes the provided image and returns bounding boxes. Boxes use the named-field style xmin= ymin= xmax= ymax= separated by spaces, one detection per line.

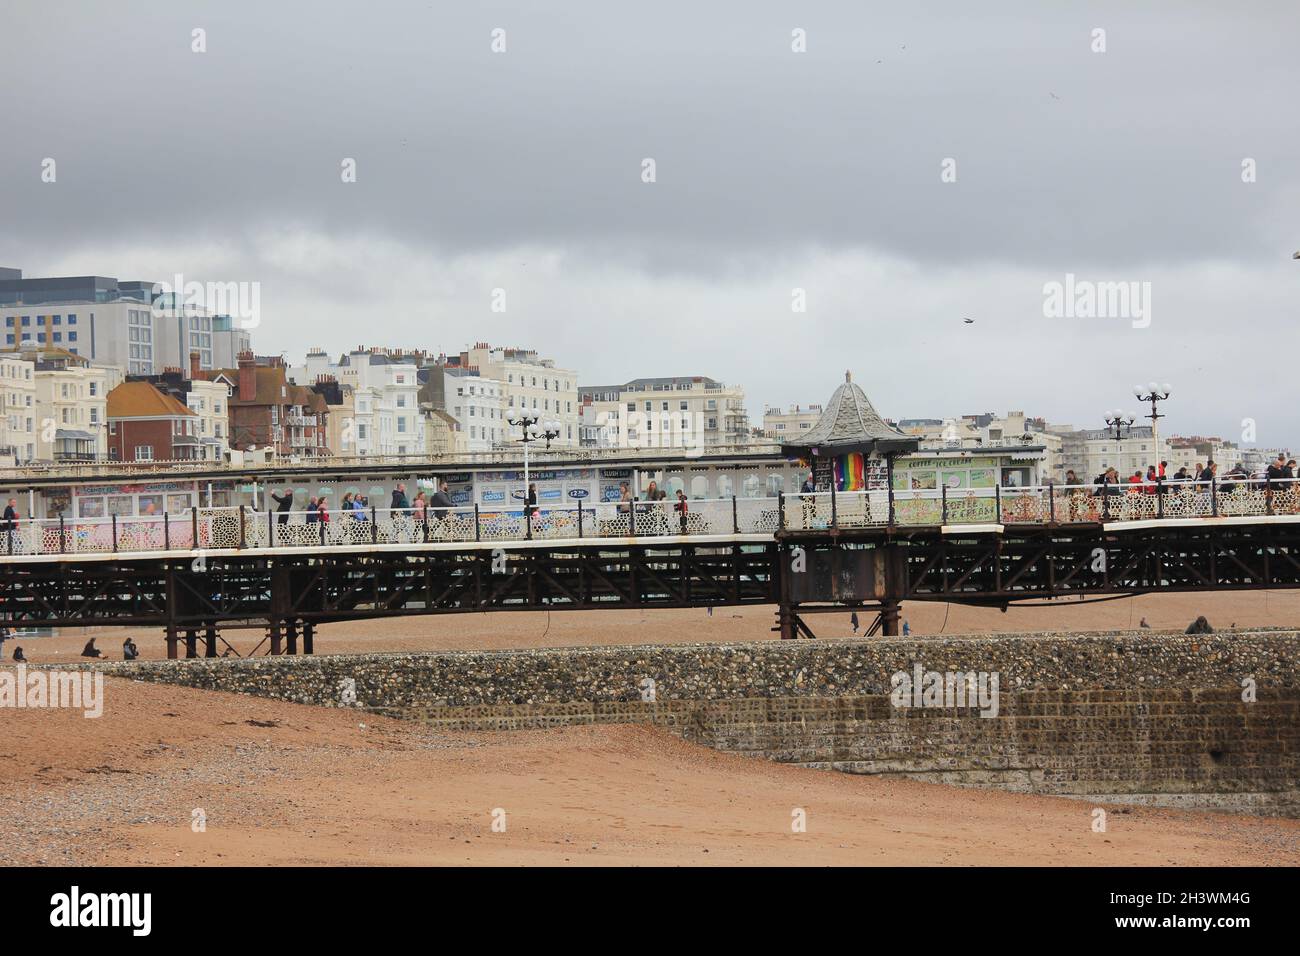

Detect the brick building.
xmin=105 ymin=380 xmax=201 ymax=461
xmin=194 ymin=351 xmax=330 ymax=456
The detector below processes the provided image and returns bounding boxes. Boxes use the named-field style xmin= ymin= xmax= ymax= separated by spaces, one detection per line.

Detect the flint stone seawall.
xmin=75 ymin=628 xmax=1300 ymax=816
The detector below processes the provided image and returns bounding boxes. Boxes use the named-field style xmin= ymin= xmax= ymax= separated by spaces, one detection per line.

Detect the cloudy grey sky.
xmin=2 ymin=1 xmax=1298 ymax=443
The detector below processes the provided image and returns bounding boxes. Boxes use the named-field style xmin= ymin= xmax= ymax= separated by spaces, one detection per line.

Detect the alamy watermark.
xmin=152 ymin=273 xmax=261 ymax=330
xmin=0 ymin=664 xmax=104 ymax=718
xmin=890 ymin=662 xmax=1000 ymax=718
xmin=1043 ymin=273 xmax=1151 ymax=329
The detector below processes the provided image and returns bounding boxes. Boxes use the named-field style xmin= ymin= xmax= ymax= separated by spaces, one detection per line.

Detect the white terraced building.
xmin=579 ymin=376 xmax=753 ymax=451
xmin=292 ymin=348 xmax=424 ymax=457
xmin=461 ymin=344 xmax=579 ymax=449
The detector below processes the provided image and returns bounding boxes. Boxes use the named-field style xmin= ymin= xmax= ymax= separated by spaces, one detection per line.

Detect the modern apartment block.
xmin=0 ymin=271 xmax=251 ymax=376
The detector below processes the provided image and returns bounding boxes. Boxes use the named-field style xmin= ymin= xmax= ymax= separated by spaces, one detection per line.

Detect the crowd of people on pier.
xmin=1063 ymin=453 xmax=1296 ymax=495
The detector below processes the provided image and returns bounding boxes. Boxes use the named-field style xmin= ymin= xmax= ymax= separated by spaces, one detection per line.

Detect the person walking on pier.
xmin=391 ymin=483 xmax=410 ymax=515
xmin=429 ymin=481 xmax=454 ymax=537
xmin=430 ymin=480 xmax=454 ymax=512
xmin=306 ymin=497 xmax=319 ymax=523
xmin=674 ymin=488 xmax=690 ymax=534
xmin=2 ymin=497 xmax=18 ymax=545
xmin=271 ymin=488 xmax=294 ymax=528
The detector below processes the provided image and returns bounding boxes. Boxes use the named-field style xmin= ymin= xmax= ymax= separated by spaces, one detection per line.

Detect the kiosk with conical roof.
xmin=781 ymin=370 xmax=918 ymax=492
xmin=775 ymin=370 xmax=918 ymax=640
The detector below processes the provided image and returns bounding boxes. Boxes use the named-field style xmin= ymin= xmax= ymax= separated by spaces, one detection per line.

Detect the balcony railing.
xmin=1 ymin=477 xmax=1298 ymax=559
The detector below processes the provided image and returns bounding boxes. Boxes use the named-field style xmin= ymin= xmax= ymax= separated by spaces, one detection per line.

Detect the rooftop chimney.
xmin=237 ymin=351 xmax=256 ymax=402
xmin=189 ymin=350 xmax=201 ymax=380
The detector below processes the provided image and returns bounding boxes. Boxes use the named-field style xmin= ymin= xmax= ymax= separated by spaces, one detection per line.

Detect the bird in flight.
xmin=963 ymin=317 xmax=975 ymax=324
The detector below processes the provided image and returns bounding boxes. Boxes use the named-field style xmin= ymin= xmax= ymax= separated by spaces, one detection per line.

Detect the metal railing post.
xmin=777 ymin=492 xmax=786 ymax=530
xmin=164 ymin=511 xmax=171 ymax=550
xmin=995 ymin=484 xmax=1002 ymax=523
xmin=941 ymin=484 xmax=948 ymax=524
xmin=238 ymin=505 xmax=246 ymax=549
xmin=1047 ymin=481 xmax=1055 ymax=524
xmin=474 ymin=503 xmax=481 ymax=541
xmin=1266 ymin=479 xmax=1274 ymax=516
xmin=59 ymin=512 xmax=66 ymax=554
xmin=1211 ymin=476 xmax=1219 ymax=517
xmin=1156 ymin=479 xmax=1164 ymax=519
xmin=268 ymin=508 xmax=274 ymax=547
xmin=830 ymin=485 xmax=838 ymax=528
xmin=732 ymin=495 xmax=739 ymax=534
xmin=887 ymin=481 xmax=896 ymax=527
xmin=111 ymin=513 xmax=118 ymax=552
xmin=578 ymin=502 xmax=584 ymax=538
xmin=371 ymin=505 xmax=377 ymax=543
xmin=1102 ymin=484 xmax=1111 ymax=520
xmin=192 ymin=506 xmax=199 ymax=548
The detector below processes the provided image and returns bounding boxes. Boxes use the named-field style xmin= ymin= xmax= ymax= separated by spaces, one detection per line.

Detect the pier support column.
xmin=285 ymin=620 xmax=298 ymax=655
xmin=302 ymin=621 xmax=315 ymax=655
xmin=269 ymin=620 xmax=282 ymax=656
xmin=184 ymin=628 xmax=198 ymax=658
xmin=205 ymin=624 xmax=218 ymax=658
xmin=879 ymin=600 xmax=901 ymax=637
xmin=165 ymin=623 xmax=178 ymax=660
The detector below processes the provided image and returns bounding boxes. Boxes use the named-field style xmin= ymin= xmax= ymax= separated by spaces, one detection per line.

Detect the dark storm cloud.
xmin=3 ymin=0 xmax=1297 ymax=269
xmin=1 ymin=1 xmax=1298 ymax=446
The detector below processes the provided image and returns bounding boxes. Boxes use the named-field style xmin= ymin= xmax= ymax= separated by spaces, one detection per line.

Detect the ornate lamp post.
xmin=1104 ymin=409 xmax=1135 ymax=443
xmin=1133 ymin=382 xmax=1172 ymax=454
xmin=505 ymin=413 xmax=562 ymax=510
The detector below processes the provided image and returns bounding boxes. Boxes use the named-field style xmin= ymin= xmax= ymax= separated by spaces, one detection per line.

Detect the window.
xmin=134 ymin=445 xmax=154 ymax=461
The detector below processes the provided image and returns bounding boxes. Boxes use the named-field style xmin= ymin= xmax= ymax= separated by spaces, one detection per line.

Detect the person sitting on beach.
xmin=123 ymin=637 xmax=139 ymax=661
xmin=81 ymin=638 xmax=103 ymax=659
xmin=12 ymin=646 xmax=26 ymax=662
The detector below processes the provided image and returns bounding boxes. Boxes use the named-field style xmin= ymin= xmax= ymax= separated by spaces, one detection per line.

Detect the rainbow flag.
xmin=835 ymin=453 xmax=867 ymax=491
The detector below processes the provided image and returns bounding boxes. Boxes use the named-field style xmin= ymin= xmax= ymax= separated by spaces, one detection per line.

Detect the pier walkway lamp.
xmin=506 ymin=412 xmax=562 ymax=509
xmin=1104 ymin=409 xmax=1135 ymax=443
xmin=1133 ymin=383 xmax=1172 ymax=453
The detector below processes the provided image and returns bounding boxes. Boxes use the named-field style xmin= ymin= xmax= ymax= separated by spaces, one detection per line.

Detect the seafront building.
xmin=0 ymin=271 xmax=251 ymax=376
xmin=578 ymin=376 xmax=753 ymax=451
xmin=0 ymin=351 xmax=37 ymax=466
xmin=293 ymin=348 xmax=423 ymax=457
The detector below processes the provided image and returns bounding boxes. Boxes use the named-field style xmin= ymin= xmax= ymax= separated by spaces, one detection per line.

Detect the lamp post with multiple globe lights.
xmin=506 ymin=412 xmax=562 ymax=512
xmin=1104 ymin=409 xmax=1135 ymax=443
xmin=1133 ymin=383 xmax=1173 ymax=454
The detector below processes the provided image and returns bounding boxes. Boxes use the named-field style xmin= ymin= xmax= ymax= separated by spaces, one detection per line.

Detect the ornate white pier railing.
xmin=3 ymin=479 xmax=1299 ymax=557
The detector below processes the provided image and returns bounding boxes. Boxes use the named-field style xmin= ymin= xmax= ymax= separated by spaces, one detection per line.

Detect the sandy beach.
xmin=2 ymin=676 xmax=1297 ymax=867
